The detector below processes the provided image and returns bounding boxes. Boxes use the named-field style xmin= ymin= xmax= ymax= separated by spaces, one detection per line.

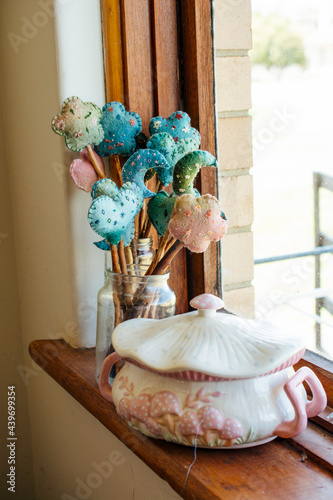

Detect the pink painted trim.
xmin=274 ymin=366 xmax=327 ymax=439
xmin=123 ymin=348 xmax=306 ymax=381
xmin=98 ymin=352 xmax=121 ymax=403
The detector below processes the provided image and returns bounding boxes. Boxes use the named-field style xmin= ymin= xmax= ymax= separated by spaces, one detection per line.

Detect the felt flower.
xmin=146 ymin=132 xmax=198 ymax=185
xmin=147 ymin=191 xmax=177 ymax=236
xmin=88 ymin=180 xmax=143 ymax=246
xmin=147 ymin=187 xmax=201 ymax=237
xmin=95 ymin=101 xmax=142 ymax=157
xmin=122 ymin=149 xmax=169 ymax=198
xmin=149 ymin=111 xmax=201 ymax=146
xmin=70 ymin=148 xmax=106 ymax=192
xmin=51 ymin=96 xmax=104 ymax=152
xmin=172 ymin=150 xmax=218 ymax=196
xmin=168 ymin=194 xmax=227 ymax=253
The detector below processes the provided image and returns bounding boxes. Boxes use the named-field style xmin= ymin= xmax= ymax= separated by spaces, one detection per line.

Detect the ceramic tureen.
xmin=98 ymin=294 xmax=327 ymax=448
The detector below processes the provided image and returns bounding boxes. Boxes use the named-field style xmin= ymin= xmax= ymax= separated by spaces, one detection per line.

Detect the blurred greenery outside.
xmin=252 ymin=13 xmax=307 ymax=69
xmin=249 ymin=9 xmax=333 ymax=359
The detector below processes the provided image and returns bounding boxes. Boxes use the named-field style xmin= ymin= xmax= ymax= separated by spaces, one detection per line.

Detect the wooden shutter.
xmin=101 ymin=0 xmax=220 ymax=313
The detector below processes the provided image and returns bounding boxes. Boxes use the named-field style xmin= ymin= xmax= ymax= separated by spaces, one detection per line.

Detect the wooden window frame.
xmin=101 ymin=0 xmax=221 ymax=315
xmin=100 ymin=0 xmax=333 ymax=427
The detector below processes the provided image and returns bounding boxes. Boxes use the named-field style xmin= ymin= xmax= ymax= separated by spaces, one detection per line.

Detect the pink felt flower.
xmin=70 ymin=148 xmax=106 ymax=192
xmin=168 ymin=194 xmax=227 ymax=253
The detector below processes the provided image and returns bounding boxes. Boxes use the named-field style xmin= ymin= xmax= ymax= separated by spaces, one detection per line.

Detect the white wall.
xmin=0 ymin=77 xmax=35 ymax=500
xmin=0 ymin=1 xmax=180 ymax=498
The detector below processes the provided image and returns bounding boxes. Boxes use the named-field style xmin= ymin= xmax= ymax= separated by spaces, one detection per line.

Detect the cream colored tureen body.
xmin=99 ymin=294 xmax=327 ymax=448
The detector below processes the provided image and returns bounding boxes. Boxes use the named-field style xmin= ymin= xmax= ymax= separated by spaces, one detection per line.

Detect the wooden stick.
xmin=164 ymin=236 xmax=177 ymax=254
xmin=145 ymin=229 xmax=170 ymax=275
xmin=152 ymin=240 xmax=185 ymax=275
xmin=111 ymin=155 xmax=123 ymax=188
xmin=118 ymin=238 xmax=128 ymax=275
xmin=111 ymin=245 xmax=121 ymax=273
xmin=110 ymin=244 xmax=122 ymax=330
xmin=86 ymin=144 xmax=106 ymax=179
xmin=131 ymin=236 xmax=138 ymax=264
xmin=139 ymin=199 xmax=148 ymax=237
xmin=142 ymin=217 xmax=153 ymax=238
xmin=124 ymin=245 xmax=133 ymax=266
xmin=145 ymin=198 xmax=178 ymax=274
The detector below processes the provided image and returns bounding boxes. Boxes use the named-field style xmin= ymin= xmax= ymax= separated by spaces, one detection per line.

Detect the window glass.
xmin=251 ymin=0 xmax=333 ymax=361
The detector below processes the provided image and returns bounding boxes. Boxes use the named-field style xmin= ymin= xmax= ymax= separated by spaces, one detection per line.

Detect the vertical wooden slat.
xmin=180 ymin=0 xmax=221 ymax=300
xmin=101 ymin=0 xmax=219 ymax=310
xmin=101 ymin=0 xmax=125 ymax=103
xmin=150 ymin=0 xmax=187 ymax=314
xmin=151 ymin=0 xmax=180 ymax=115
xmin=120 ymin=0 xmax=154 ymax=135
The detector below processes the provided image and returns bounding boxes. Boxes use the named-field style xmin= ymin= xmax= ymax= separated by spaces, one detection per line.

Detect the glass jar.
xmin=104 ymin=238 xmax=154 ymax=280
xmin=133 ymin=237 xmax=154 ymax=267
xmin=95 ymin=264 xmax=176 ymax=382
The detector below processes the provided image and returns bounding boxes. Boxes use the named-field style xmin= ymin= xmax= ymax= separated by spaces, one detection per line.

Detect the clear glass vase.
xmin=95 ymin=264 xmax=176 ymax=382
xmin=133 ymin=237 xmax=154 ymax=267
xmin=104 ymin=237 xmax=154 ymax=280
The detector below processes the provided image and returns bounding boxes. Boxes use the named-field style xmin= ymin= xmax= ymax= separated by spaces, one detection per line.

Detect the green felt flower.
xmin=51 ymin=96 xmax=104 ymax=152
xmin=146 ymin=132 xmax=198 ymax=185
xmin=172 ymin=150 xmax=218 ymax=196
xmin=147 ymin=191 xmax=176 ymax=236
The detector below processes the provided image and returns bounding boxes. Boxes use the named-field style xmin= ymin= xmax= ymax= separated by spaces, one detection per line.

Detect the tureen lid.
xmin=112 ymin=294 xmax=305 ymax=379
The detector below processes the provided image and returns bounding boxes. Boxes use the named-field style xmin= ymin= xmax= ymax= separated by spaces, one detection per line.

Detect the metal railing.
xmin=254 ymin=171 xmax=333 ymax=352
xmin=314 ymin=171 xmax=333 ymax=349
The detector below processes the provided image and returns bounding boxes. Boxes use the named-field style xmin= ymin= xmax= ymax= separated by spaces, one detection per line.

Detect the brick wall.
xmin=214 ymin=0 xmax=254 ymax=317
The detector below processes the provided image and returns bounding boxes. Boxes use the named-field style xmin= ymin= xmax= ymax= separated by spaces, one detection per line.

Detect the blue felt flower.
xmin=122 ymin=149 xmax=170 ymax=198
xmin=88 ymin=180 xmax=143 ymax=246
xmin=95 ymin=101 xmax=142 ymax=157
xmin=149 ymin=111 xmax=201 ymax=147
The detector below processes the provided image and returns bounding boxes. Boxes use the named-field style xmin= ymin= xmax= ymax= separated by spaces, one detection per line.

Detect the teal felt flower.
xmin=172 ymin=150 xmax=218 ymax=196
xmin=146 ymin=132 xmax=198 ymax=185
xmin=147 ymin=191 xmax=176 ymax=236
xmin=93 ymin=240 xmax=110 ymax=251
xmin=51 ymin=96 xmax=104 ymax=152
xmin=88 ymin=181 xmax=143 ymax=246
xmin=94 ymin=218 xmax=135 ymax=249
xmin=122 ymin=149 xmax=169 ymax=198
xmin=91 ymin=178 xmax=119 ymax=199
xmin=95 ymin=101 xmax=142 ymax=157
xmin=147 ymin=188 xmax=201 ymax=236
xmin=149 ymin=111 xmax=201 ymax=147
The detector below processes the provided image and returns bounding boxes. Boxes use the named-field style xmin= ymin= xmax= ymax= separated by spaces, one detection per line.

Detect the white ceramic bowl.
xmin=99 ymin=294 xmax=327 ymax=448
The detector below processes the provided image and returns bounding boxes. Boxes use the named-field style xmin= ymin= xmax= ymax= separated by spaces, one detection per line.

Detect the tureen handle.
xmin=98 ymin=352 xmax=121 ymax=403
xmin=190 ymin=294 xmax=224 ymax=316
xmin=274 ymin=367 xmax=327 ymax=439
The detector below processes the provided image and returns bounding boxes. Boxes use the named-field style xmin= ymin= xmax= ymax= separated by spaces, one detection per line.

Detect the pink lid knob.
xmin=190 ymin=294 xmax=224 ymax=311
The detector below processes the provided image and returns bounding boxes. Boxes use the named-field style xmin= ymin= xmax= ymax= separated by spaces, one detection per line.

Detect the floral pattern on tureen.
xmin=99 ymin=294 xmax=327 ymax=448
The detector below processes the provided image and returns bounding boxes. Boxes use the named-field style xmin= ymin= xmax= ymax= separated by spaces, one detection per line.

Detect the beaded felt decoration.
xmin=70 ymin=148 xmax=106 ymax=192
xmin=146 ymin=132 xmax=198 ymax=185
xmin=149 ymin=111 xmax=201 ymax=147
xmin=122 ymin=149 xmax=169 ymax=198
xmin=168 ymin=194 xmax=227 ymax=253
xmin=51 ymin=96 xmax=104 ymax=152
xmin=147 ymin=191 xmax=177 ymax=237
xmin=88 ymin=181 xmax=143 ymax=245
xmin=95 ymin=101 xmax=142 ymax=157
xmin=173 ymin=150 xmax=218 ymax=196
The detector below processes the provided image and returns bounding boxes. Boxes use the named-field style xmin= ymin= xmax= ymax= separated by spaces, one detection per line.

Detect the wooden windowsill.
xmin=29 ymin=340 xmax=333 ymax=500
